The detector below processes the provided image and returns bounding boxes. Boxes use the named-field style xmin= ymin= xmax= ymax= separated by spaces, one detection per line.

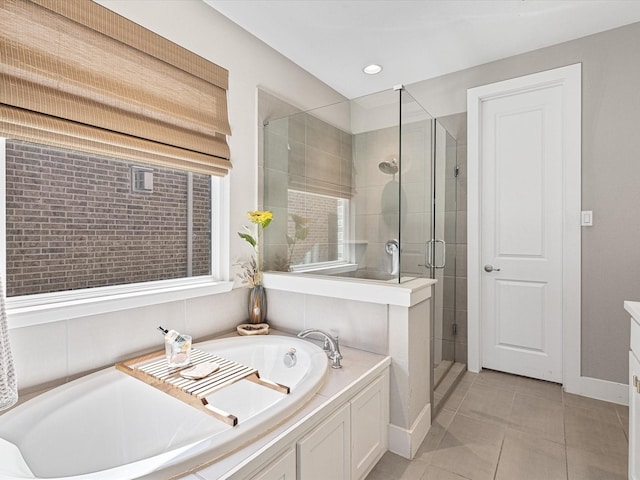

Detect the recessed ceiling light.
xmin=363 ymin=64 xmax=383 ymax=75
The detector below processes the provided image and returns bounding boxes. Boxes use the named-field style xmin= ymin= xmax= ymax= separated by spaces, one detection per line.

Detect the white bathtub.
xmin=0 ymin=335 xmax=328 ymax=480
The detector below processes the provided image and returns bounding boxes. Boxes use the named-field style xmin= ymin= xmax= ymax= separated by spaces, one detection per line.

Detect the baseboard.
xmin=579 ymin=376 xmax=628 ymax=406
xmin=387 ymin=402 xmax=431 ymax=460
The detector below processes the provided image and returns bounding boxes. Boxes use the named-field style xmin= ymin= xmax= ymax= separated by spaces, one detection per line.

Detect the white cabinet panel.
xmin=226 ymin=369 xmax=390 ymax=480
xmin=351 ymin=374 xmax=388 ymax=480
xmin=631 ymin=316 xmax=640 ymax=359
xmin=630 ymin=349 xmax=640 ymax=480
xmin=249 ymin=448 xmax=296 ymax=480
xmin=297 ymin=403 xmax=351 ymax=480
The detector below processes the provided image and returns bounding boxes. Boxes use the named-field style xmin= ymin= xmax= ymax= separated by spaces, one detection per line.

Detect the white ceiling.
xmin=204 ymin=0 xmax=640 ymax=99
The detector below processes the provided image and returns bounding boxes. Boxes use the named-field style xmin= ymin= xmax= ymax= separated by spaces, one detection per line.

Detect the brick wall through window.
xmin=5 ymin=139 xmax=211 ymax=297
xmin=287 ymin=190 xmax=341 ymax=266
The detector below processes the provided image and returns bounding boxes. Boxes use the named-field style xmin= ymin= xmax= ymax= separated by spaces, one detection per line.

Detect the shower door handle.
xmin=426 ymin=239 xmax=446 ymax=269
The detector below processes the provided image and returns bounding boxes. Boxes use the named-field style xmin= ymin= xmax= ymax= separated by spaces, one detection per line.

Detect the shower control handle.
xmin=484 ymin=264 xmax=501 ymax=273
xmin=385 ymin=240 xmax=400 ymax=276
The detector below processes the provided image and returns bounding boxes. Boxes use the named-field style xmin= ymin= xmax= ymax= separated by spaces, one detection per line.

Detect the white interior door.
xmin=481 ymin=86 xmax=563 ymax=382
xmin=467 ymin=64 xmax=582 ymax=385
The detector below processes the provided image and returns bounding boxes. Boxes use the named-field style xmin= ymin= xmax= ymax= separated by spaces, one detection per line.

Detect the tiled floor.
xmin=367 ymin=369 xmax=629 ymax=480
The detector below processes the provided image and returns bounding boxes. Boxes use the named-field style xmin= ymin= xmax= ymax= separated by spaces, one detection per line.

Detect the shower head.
xmin=378 ymin=158 xmax=398 ymax=175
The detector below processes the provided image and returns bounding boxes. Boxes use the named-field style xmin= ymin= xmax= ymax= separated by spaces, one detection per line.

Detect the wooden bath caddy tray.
xmin=116 ymin=348 xmax=290 ymax=427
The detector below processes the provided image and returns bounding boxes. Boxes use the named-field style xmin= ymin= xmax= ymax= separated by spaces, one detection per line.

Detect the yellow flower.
xmin=247 ymin=211 xmax=273 ymax=229
xmin=237 ymin=211 xmax=273 ymax=286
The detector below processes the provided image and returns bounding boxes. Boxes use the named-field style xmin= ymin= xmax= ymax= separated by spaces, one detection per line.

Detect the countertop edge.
xmin=624 ymin=301 xmax=640 ymax=321
xmin=263 ymin=272 xmax=435 ymax=307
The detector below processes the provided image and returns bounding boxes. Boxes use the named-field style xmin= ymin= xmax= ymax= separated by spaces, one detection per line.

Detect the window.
xmin=286 ymin=190 xmax=346 ymax=268
xmin=4 ymin=139 xmax=214 ymax=298
xmin=1 ymin=138 xmax=230 ymax=325
xmin=0 ymin=1 xmax=233 ymax=323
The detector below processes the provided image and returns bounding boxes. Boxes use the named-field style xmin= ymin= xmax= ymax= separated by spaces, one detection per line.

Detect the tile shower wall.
xmin=433 ymin=112 xmax=467 ymax=366
xmin=352 ymin=126 xmax=399 ymax=274
xmin=8 ymin=285 xmax=392 ymax=396
xmin=352 ymin=122 xmax=431 ymax=276
xmin=454 ymin=140 xmax=468 ymax=364
xmin=442 ymin=136 xmax=467 ymax=364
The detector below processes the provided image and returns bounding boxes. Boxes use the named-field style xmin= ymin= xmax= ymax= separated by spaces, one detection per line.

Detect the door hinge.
xmin=452 ymin=323 xmax=458 ymax=336
xmin=454 ymin=165 xmax=460 ymax=178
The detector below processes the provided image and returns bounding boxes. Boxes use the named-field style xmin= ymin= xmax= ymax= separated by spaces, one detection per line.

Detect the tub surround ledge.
xmin=263 ymin=272 xmax=435 ymax=307
xmin=0 ymin=331 xmax=390 ymax=480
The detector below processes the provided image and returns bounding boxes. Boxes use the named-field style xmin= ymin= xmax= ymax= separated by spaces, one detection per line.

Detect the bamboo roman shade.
xmin=0 ymin=0 xmax=232 ymax=176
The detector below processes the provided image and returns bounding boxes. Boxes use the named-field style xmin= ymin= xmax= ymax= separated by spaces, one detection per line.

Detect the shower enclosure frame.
xmin=261 ymin=86 xmax=465 ymax=416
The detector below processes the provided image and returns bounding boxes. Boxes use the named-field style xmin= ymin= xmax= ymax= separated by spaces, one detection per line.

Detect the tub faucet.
xmin=297 ymin=329 xmax=343 ymax=369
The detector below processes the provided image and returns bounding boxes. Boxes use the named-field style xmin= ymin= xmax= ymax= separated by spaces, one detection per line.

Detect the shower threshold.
xmin=433 ymin=361 xmax=466 ymax=415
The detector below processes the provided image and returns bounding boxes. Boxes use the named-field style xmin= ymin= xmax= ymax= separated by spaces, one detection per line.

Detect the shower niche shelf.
xmin=115 ymin=348 xmax=290 ymax=426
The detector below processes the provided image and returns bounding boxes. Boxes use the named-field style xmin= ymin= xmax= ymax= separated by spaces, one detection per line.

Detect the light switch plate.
xmin=581 ymin=210 xmax=593 ymax=226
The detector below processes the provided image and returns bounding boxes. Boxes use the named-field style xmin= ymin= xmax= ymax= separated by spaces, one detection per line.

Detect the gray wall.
xmin=407 ymin=22 xmax=640 ymax=384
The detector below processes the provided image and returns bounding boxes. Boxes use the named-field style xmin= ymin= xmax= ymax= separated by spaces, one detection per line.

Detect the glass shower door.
xmin=398 ymin=91 xmax=462 ymax=414
xmin=398 ymin=89 xmax=432 ymax=283
xmin=432 ymin=121 xmax=459 ymax=401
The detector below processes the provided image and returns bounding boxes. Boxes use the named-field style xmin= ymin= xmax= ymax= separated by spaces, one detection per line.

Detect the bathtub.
xmin=0 ymin=335 xmax=328 ymax=480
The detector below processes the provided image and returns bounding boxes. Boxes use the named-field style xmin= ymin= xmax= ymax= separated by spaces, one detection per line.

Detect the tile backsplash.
xmin=8 ymin=288 xmax=247 ymax=392
xmin=266 ymin=288 xmax=388 ymax=355
xmin=8 ymin=286 xmax=390 ymax=393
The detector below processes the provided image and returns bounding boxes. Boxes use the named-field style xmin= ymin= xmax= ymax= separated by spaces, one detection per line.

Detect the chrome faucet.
xmin=297 ymin=329 xmax=343 ymax=369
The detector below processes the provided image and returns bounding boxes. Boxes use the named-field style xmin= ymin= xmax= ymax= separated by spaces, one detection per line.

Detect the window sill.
xmin=6 ymin=280 xmax=234 ymax=329
xmin=289 ymin=261 xmax=358 ymax=275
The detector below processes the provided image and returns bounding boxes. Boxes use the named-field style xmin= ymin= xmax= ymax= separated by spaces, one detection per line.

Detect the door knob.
xmin=484 ymin=264 xmax=501 ymax=273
